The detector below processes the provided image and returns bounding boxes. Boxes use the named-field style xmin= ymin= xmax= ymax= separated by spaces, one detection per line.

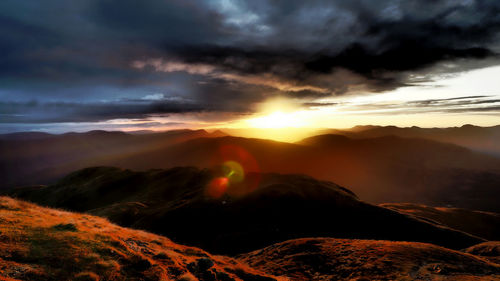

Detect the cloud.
xmin=0 ymin=120 xmax=190 ymax=134
xmin=339 ymin=95 xmax=500 ymax=115
xmin=162 ymin=0 xmax=500 ymax=94
xmin=132 ymin=59 xmax=216 ymax=75
xmin=0 ymin=100 xmax=205 ymax=123
xmin=302 ymin=102 xmax=339 ymax=108
xmin=133 ymin=58 xmax=330 ymax=94
xmin=1 ymin=0 xmax=500 ymax=128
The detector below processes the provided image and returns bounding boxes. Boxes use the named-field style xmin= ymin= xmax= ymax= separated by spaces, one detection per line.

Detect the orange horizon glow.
xmin=65 ymin=65 xmax=500 ymax=142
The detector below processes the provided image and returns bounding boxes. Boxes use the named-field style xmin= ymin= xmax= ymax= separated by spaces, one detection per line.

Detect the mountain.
xmin=381 ymin=203 xmax=500 ymax=241
xmin=0 ymin=196 xmax=279 ymax=281
xmin=218 ymin=128 xmax=321 ymax=143
xmin=0 ymin=131 xmax=54 ymax=141
xmin=319 ymin=124 xmax=500 ymax=156
xmin=239 ymin=238 xmax=500 ymax=280
xmin=2 ymin=131 xmax=500 ymax=212
xmin=295 ymin=134 xmax=500 ymax=211
xmin=7 ymin=167 xmax=485 ymax=255
xmin=0 ymin=129 xmax=226 ymax=188
xmin=139 ymin=134 xmax=500 ymax=211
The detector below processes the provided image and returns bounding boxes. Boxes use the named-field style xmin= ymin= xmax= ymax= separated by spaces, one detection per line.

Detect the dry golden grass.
xmin=466 ymin=241 xmax=500 ymax=264
xmin=0 ymin=196 xmax=283 ymax=281
xmin=240 ymin=238 xmax=500 ymax=281
xmin=1 ymin=195 xmax=498 ymax=281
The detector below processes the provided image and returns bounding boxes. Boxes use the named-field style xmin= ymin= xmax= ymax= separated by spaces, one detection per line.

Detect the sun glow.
xmin=243 ymin=98 xmax=313 ymax=129
xmin=246 ymin=111 xmax=310 ymax=128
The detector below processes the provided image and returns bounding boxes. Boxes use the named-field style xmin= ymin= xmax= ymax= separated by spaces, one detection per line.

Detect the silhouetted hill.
xmin=240 ymin=238 xmax=500 ymax=280
xmin=296 ymin=134 xmax=500 ymax=211
xmin=0 ymin=129 xmax=226 ymax=188
xmin=0 ymin=196 xmax=279 ymax=281
xmin=381 ymin=203 xmax=500 ymax=241
xmin=0 ymin=131 xmax=54 ymax=141
xmin=7 ymin=167 xmax=485 ymax=255
xmin=297 ymin=133 xmax=351 ymax=146
xmin=2 ymin=131 xmax=499 ymax=212
xmin=320 ymin=124 xmax=500 ymax=156
xmin=99 ymin=134 xmax=500 ymax=212
xmin=209 ymin=129 xmax=228 ymax=138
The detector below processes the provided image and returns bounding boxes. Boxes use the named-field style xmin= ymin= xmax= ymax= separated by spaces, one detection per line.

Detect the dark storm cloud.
xmin=0 ymin=100 xmax=205 ymax=123
xmin=1 ymin=0 xmax=500 ymax=126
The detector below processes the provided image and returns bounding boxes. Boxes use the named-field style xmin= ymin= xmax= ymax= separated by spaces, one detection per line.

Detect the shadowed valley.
xmin=7 ymin=166 xmax=489 ymax=255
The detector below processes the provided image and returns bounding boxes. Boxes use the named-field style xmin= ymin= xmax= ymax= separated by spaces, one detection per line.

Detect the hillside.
xmin=7 ymin=167 xmax=484 ymax=255
xmin=0 ymin=196 xmax=498 ymax=280
xmin=295 ymin=134 xmax=500 ymax=211
xmin=240 ymin=238 xmax=500 ymax=281
xmin=2 ymin=131 xmax=500 ymax=211
xmin=466 ymin=242 xmax=500 ymax=264
xmin=0 ymin=129 xmax=226 ymax=188
xmin=381 ymin=203 xmax=500 ymax=241
xmin=0 ymin=196 xmax=280 ymax=281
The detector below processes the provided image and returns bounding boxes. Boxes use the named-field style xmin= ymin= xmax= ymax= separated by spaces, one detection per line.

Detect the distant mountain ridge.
xmin=318 ymin=124 xmax=500 ymax=156
xmin=0 ymin=129 xmax=226 ymax=188
xmin=1 ymin=129 xmax=499 ymax=211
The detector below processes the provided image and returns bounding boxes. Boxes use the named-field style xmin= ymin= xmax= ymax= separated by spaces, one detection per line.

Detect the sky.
xmin=1 ymin=0 xmax=500 ymax=133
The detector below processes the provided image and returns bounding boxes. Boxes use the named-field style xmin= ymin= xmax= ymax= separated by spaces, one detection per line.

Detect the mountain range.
xmin=318 ymin=124 xmax=500 ymax=156
xmin=2 ymin=128 xmax=498 ymax=211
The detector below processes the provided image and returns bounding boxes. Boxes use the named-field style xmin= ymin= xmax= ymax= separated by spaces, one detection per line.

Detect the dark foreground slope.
xmin=8 ymin=167 xmax=484 ymax=255
xmin=381 ymin=203 xmax=500 ymax=241
xmin=240 ymin=238 xmax=500 ymax=281
xmin=466 ymin=241 xmax=500 ymax=264
xmin=1 ymin=197 xmax=498 ymax=281
xmin=0 ymin=197 xmax=279 ymax=281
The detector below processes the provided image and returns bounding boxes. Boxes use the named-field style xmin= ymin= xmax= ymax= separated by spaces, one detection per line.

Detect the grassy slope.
xmin=466 ymin=242 xmax=500 ymax=264
xmin=240 ymin=238 xmax=500 ymax=281
xmin=0 ymin=196 xmax=498 ymax=280
xmin=0 ymin=196 xmax=280 ymax=281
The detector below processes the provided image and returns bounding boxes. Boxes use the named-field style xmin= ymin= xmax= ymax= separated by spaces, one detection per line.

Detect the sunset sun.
xmin=246 ymin=111 xmax=308 ymax=129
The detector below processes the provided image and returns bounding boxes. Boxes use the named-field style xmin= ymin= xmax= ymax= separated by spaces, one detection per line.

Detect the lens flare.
xmin=219 ymin=144 xmax=259 ymax=174
xmin=222 ymin=161 xmax=244 ymax=183
xmin=206 ymin=177 xmax=229 ymax=199
xmin=206 ymin=144 xmax=261 ymax=198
